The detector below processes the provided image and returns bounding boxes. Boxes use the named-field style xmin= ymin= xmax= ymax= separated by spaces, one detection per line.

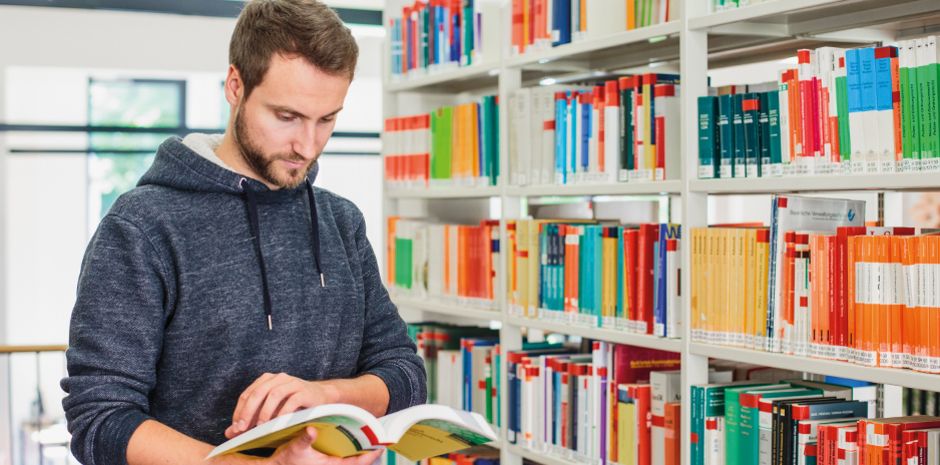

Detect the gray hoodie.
xmin=61 ymin=135 xmax=426 ymax=465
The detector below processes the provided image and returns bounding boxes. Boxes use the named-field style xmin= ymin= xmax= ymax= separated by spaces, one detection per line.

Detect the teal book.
xmin=766 ymin=90 xmax=781 ymax=175
xmin=717 ymin=94 xmax=735 ymax=178
xmin=732 ymin=93 xmax=746 ymax=178
xmin=698 ymin=95 xmax=719 ymax=179
xmin=742 ymin=93 xmax=761 ymax=178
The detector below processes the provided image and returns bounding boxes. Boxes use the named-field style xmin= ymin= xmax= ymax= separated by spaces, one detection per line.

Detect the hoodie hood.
xmin=138 ymin=135 xmax=319 ymax=195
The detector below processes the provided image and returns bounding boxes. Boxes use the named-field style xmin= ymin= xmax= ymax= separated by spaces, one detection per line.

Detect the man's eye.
xmin=278 ymin=113 xmax=296 ymax=122
xmin=320 ymin=117 xmax=335 ymax=123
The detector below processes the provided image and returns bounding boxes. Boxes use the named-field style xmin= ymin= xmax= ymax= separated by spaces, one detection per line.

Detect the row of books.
xmin=905 ymin=388 xmax=940 ymax=417
xmin=507 ymin=342 xmax=683 ymax=465
xmin=508 ymin=220 xmax=682 ymax=338
xmin=388 ymin=446 xmax=499 ymax=465
xmin=688 ymin=378 xmax=940 ymax=465
xmin=697 ymin=38 xmax=940 ymax=179
xmin=388 ymin=0 xmax=499 ymax=78
xmin=511 ymin=0 xmax=676 ymax=57
xmin=690 ymin=194 xmax=940 ymax=374
xmin=408 ymin=323 xmax=502 ymax=427
xmin=384 ymin=96 xmax=500 ymax=188
xmin=388 ymin=218 xmax=500 ymax=305
xmin=509 ymin=74 xmax=680 ymax=187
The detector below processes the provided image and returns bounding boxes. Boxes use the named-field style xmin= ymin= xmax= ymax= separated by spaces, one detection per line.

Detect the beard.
xmin=233 ymin=106 xmax=317 ymax=189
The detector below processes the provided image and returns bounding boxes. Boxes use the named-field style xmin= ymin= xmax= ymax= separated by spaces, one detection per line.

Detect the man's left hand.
xmin=225 ymin=372 xmax=336 ymax=439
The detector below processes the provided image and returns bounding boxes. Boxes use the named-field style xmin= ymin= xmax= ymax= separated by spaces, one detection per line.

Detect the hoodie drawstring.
xmin=241 ymin=178 xmax=324 ymax=331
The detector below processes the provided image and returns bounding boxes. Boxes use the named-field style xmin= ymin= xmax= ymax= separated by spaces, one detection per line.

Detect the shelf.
xmin=690 ymin=343 xmax=940 ymax=392
xmin=385 ymin=62 xmax=500 ymax=93
xmin=392 ymin=296 xmax=502 ymax=323
xmin=505 ymin=21 xmax=680 ymax=71
xmin=386 ymin=185 xmax=502 ymax=199
xmin=506 ymin=180 xmax=681 ymax=197
xmin=690 ymin=172 xmax=940 ymax=194
xmin=690 ymin=0 xmax=939 ymax=36
xmin=505 ymin=316 xmax=683 ymax=352
xmin=506 ymin=444 xmax=583 ymax=465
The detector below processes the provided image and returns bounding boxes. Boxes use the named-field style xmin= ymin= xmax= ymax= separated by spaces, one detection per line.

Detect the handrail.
xmin=0 ymin=345 xmax=67 ymax=354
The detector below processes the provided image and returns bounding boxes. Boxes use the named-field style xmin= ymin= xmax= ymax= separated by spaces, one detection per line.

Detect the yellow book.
xmin=602 ymin=232 xmax=615 ymax=320
xmin=755 ymin=230 xmax=770 ymax=344
xmin=471 ymin=103 xmax=480 ymax=178
xmin=642 ymin=78 xmax=655 ymax=173
xmin=526 ymin=220 xmax=542 ymax=317
xmin=623 ymin=400 xmax=637 ymax=465
xmin=207 ymin=404 xmax=497 ymax=462
xmin=516 ymin=219 xmax=531 ymax=315
xmin=744 ymin=229 xmax=758 ymax=347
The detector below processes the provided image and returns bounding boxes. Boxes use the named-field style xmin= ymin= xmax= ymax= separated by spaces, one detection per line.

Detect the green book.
xmin=462 ymin=2 xmax=473 ymax=65
xmin=836 ymin=72 xmax=852 ymax=163
xmin=725 ymin=384 xmax=789 ymax=465
xmin=621 ymin=84 xmax=636 ymax=173
xmin=698 ymin=95 xmax=719 ymax=179
xmin=903 ymin=40 xmax=921 ymax=164
xmin=395 ymin=237 xmax=413 ymax=289
xmin=431 ymin=107 xmax=453 ymax=180
xmin=916 ymin=38 xmax=937 ymax=163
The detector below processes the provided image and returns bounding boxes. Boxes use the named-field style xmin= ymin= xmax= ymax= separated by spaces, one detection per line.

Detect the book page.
xmin=379 ymin=404 xmax=497 ymax=461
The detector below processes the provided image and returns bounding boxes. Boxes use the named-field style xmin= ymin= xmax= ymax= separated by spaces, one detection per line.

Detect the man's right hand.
xmin=267 ymin=426 xmax=385 ymax=465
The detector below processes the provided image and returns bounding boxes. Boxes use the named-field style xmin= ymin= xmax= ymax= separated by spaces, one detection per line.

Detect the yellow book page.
xmin=389 ymin=422 xmax=491 ymax=462
xmin=220 ymin=421 xmax=371 ymax=458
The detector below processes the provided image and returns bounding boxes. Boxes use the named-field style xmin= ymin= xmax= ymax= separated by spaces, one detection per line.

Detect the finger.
xmin=235 ymin=375 xmax=293 ymax=431
xmin=231 ymin=372 xmax=277 ymax=430
xmin=274 ymin=393 xmax=305 ymax=420
xmin=256 ymin=383 xmax=296 ymax=425
xmin=291 ymin=426 xmax=320 ymax=455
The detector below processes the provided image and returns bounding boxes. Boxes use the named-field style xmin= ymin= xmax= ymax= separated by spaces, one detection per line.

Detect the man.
xmin=61 ymin=1 xmax=427 ymax=464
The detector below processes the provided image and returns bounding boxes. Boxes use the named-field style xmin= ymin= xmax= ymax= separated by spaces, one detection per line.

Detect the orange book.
xmin=888 ymin=235 xmax=904 ymax=368
xmin=579 ymin=0 xmax=586 ymax=34
xmin=889 ymin=47 xmax=903 ymax=161
xmin=901 ymin=235 xmax=916 ymax=370
xmin=847 ymin=235 xmax=860 ymax=358
xmin=626 ymin=0 xmax=635 ymax=30
xmin=664 ymin=402 xmax=681 ymax=465
xmin=458 ymin=226 xmax=468 ymax=299
xmin=511 ymin=0 xmax=523 ymax=53
xmin=565 ymin=225 xmax=581 ymax=315
xmin=623 ymin=228 xmax=639 ymax=328
xmin=522 ymin=0 xmax=530 ymax=49
xmin=929 ymin=236 xmax=940 ymax=373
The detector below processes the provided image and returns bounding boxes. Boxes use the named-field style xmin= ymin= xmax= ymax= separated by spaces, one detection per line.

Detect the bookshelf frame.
xmin=381 ymin=2 xmax=940 ymax=465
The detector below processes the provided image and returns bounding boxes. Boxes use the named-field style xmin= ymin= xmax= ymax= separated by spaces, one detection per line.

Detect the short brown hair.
xmin=230 ymin=0 xmax=358 ymax=98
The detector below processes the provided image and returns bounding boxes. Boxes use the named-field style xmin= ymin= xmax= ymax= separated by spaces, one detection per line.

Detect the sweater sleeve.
xmin=60 ymin=214 xmax=174 ymax=465
xmin=353 ymin=216 xmax=428 ymax=414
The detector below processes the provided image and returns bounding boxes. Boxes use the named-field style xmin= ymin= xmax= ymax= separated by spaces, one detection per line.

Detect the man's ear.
xmin=224 ymin=65 xmax=243 ymax=107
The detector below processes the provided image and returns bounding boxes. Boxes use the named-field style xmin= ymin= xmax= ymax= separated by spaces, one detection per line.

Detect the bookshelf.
xmin=382 ymin=1 xmax=940 ymax=465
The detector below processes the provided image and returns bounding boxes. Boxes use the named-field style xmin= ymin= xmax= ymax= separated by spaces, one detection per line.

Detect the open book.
xmin=206 ymin=404 xmax=498 ymax=461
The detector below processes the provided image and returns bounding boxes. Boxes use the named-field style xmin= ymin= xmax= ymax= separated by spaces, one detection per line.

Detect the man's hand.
xmin=227 ymin=373 xmax=336 ymax=439
xmin=266 ymin=426 xmax=384 ymax=465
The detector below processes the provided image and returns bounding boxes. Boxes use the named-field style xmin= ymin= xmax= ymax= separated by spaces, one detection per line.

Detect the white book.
xmin=704 ymin=416 xmax=725 ymax=465
xmin=585 ymin=0 xmax=625 ymax=39
xmin=539 ymin=89 xmax=557 ymax=186
xmin=654 ymin=84 xmax=681 ymax=181
xmin=471 ymin=345 xmax=492 ymax=416
xmin=650 ymin=370 xmax=682 ymax=465
xmin=438 ymin=349 xmax=462 ymax=410
xmin=665 ymin=238 xmax=681 ymax=338
xmin=207 ymin=403 xmax=497 ymax=461
xmin=447 ymin=225 xmax=459 ymax=297
xmin=427 ymin=224 xmax=445 ymax=297
xmin=604 ymin=87 xmax=621 ymax=183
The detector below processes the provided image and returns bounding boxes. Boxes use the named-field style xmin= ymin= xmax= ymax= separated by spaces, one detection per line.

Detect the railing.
xmin=0 ymin=345 xmax=70 ymax=465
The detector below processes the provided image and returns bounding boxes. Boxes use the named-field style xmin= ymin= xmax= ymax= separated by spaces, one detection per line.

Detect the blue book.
xmin=859 ymin=47 xmax=877 ymax=114
xmin=581 ymin=93 xmax=591 ymax=174
xmin=570 ymin=94 xmax=578 ymax=180
xmin=555 ymin=94 xmax=568 ymax=184
xmin=551 ymin=0 xmax=571 ymax=46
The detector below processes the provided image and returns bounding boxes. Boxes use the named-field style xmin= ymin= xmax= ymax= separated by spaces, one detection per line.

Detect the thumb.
xmin=289 ymin=426 xmax=319 ymax=452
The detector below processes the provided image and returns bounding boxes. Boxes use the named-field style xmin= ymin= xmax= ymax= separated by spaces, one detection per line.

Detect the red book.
xmin=630 ymin=384 xmax=653 ymax=465
xmin=623 ymin=228 xmax=639 ymax=326
xmin=637 ymin=224 xmax=659 ymax=334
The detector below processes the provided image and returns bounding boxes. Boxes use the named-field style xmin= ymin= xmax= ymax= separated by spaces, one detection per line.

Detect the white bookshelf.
xmin=391 ymin=295 xmax=501 ymax=323
xmin=381 ymin=1 xmax=940 ymax=465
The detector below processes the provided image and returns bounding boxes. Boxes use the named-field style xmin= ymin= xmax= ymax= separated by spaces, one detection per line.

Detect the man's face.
xmin=231 ymin=54 xmax=351 ymax=189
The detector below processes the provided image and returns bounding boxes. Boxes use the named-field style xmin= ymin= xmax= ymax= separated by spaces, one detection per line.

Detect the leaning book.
xmin=207 ymin=403 xmax=498 ymax=461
